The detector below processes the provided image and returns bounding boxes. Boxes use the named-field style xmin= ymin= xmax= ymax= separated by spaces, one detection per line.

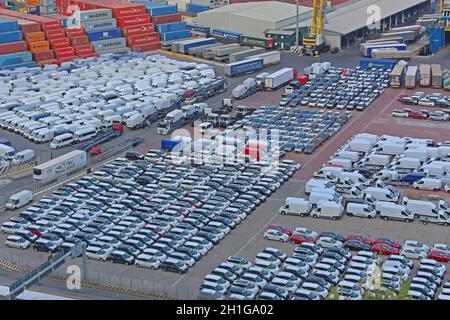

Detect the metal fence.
xmin=0 ymin=251 xmax=196 ymax=300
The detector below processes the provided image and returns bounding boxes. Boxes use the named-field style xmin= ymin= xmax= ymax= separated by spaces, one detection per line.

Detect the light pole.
xmin=295 ymin=0 xmax=299 ymax=47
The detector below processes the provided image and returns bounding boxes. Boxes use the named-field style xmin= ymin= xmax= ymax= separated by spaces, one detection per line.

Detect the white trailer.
xmin=33 ymin=150 xmax=87 ymax=183
xmin=264 ymin=68 xmax=294 ymax=91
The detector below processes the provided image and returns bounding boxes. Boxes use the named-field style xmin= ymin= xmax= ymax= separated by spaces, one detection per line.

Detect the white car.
xmin=399 ymin=246 xmax=427 ymax=260
xmin=135 ymin=254 xmax=162 ymax=269
xmin=263 ymin=229 xmax=289 ymax=242
xmin=445 ymin=184 xmax=450 ymax=193
xmin=403 ymin=240 xmax=430 ymax=253
xmin=432 ymin=243 xmax=450 ymax=252
xmin=392 ymin=109 xmax=409 ymax=118
xmin=86 ymin=246 xmax=110 ymax=261
xmin=255 ymin=252 xmax=282 ymax=266
xmin=293 ymin=227 xmax=319 ymax=238
xmin=316 ymin=236 xmax=343 ymax=249
xmin=5 ymin=235 xmax=31 ymax=249
xmin=1 ymin=222 xmax=22 ymax=235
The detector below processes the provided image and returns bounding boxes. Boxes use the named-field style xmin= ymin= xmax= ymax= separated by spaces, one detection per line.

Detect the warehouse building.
xmin=197 ymin=2 xmax=313 ymax=38
xmin=284 ymin=0 xmax=431 ymax=50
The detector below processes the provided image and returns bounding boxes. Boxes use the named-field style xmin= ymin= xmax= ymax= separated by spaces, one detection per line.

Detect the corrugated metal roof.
xmin=284 ymin=0 xmax=428 ymax=35
xmin=197 ymin=2 xmax=312 ymax=23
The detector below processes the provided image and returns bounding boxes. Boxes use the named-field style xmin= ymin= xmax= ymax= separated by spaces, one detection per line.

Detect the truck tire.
xmin=383 ymin=216 xmax=388 ymax=221
xmin=406 ymin=219 xmax=412 ymax=223
xmin=281 ymin=211 xmax=286 ymax=215
xmin=313 ymin=214 xmax=318 ymax=218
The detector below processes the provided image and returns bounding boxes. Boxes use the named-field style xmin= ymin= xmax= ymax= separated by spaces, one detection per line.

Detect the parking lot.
xmin=1 ymin=48 xmax=450 ymax=300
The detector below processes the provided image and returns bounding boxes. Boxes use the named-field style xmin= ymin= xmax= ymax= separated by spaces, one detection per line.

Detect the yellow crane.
xmin=302 ymin=0 xmax=327 ymax=56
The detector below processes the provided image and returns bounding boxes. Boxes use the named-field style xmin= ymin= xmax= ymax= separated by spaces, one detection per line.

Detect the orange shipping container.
xmin=24 ymin=32 xmax=46 ymax=43
xmin=28 ymin=41 xmax=50 ymax=53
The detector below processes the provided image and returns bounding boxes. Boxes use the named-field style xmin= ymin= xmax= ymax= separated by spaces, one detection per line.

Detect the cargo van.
xmin=388 ymin=157 xmax=421 ymax=172
xmin=11 ymin=149 xmax=35 ymax=165
xmin=346 ymin=203 xmax=377 ymax=218
xmin=413 ymin=178 xmax=442 ymax=191
xmin=364 ymin=187 xmax=398 ymax=202
xmin=6 ymin=190 xmax=33 ymax=210
xmin=402 ymin=197 xmax=440 ymax=219
xmin=279 ymin=197 xmax=312 ymax=216
xmin=73 ymin=127 xmax=97 ymax=143
xmin=309 ymin=192 xmax=342 ymax=205
xmin=50 ymin=133 xmax=74 ymax=149
xmin=328 ymin=158 xmax=353 ymax=170
xmin=334 ymin=151 xmax=360 ymax=163
xmin=359 ymin=154 xmax=390 ymax=168
xmin=375 ymin=202 xmax=414 ymax=222
xmin=310 ymin=201 xmax=344 ymax=220
xmin=338 ymin=172 xmax=370 ymax=186
xmin=314 ymin=166 xmax=344 ymax=179
xmin=305 ymin=179 xmax=335 ymax=195
xmin=0 ymin=144 xmax=16 ymax=160
xmin=418 ymin=164 xmax=444 ymax=177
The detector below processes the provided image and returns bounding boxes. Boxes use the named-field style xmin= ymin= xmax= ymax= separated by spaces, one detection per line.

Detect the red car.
xmin=345 ymin=233 xmax=372 ymax=245
xmin=371 ymin=243 xmax=399 ymax=255
xmin=268 ymin=224 xmax=293 ymax=236
xmin=374 ymin=238 xmax=401 ymax=249
xmin=289 ymin=233 xmax=316 ymax=244
xmin=408 ymin=111 xmax=427 ymax=120
xmin=427 ymin=250 xmax=450 ymax=263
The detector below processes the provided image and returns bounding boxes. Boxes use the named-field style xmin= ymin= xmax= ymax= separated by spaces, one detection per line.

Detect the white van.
xmin=346 ymin=203 xmax=377 ymax=219
xmin=0 ymin=144 xmax=15 ymax=160
xmin=11 ymin=149 xmax=35 ymax=165
xmin=402 ymin=197 xmax=441 ymax=219
xmin=413 ymin=178 xmax=442 ymax=191
xmin=364 ymin=187 xmax=398 ymax=203
xmin=50 ymin=133 xmax=74 ymax=149
xmin=198 ymin=122 xmax=213 ymax=134
xmin=310 ymin=187 xmax=337 ymax=197
xmin=310 ymin=192 xmax=342 ymax=205
xmin=6 ymin=190 xmax=33 ymax=210
xmin=310 ymin=201 xmax=344 ymax=220
xmin=376 ymin=201 xmax=414 ymax=222
xmin=305 ymin=179 xmax=335 ymax=195
xmin=338 ymin=172 xmax=370 ymax=186
xmin=279 ymin=197 xmax=312 ymax=216
xmin=73 ymin=127 xmax=97 ymax=143
xmin=314 ymin=166 xmax=344 ymax=179
xmin=334 ymin=151 xmax=360 ymax=163
xmin=328 ymin=158 xmax=353 ymax=170
xmin=418 ymin=164 xmax=444 ymax=177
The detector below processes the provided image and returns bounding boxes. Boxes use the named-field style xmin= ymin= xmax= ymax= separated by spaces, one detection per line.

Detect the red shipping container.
xmin=65 ymin=28 xmax=85 ymax=37
xmin=70 ymin=35 xmax=89 ymax=47
xmin=121 ymin=23 xmax=155 ymax=37
xmin=116 ymin=14 xmax=150 ymax=27
xmin=41 ymin=21 xmax=62 ymax=31
xmin=75 ymin=44 xmax=94 ymax=55
xmin=18 ymin=21 xmax=41 ymax=33
xmin=0 ymin=41 xmax=28 ymax=55
xmin=50 ymin=38 xmax=71 ymax=49
xmin=126 ymin=33 xmax=160 ymax=47
xmin=32 ymin=50 xmax=55 ymax=62
xmin=108 ymin=5 xmax=147 ymax=18
xmin=59 ymin=56 xmax=76 ymax=62
xmin=46 ymin=29 xmax=66 ymax=40
xmin=131 ymin=42 xmax=161 ymax=53
xmin=151 ymin=13 xmax=182 ymax=25
xmin=55 ymin=46 xmax=75 ymax=55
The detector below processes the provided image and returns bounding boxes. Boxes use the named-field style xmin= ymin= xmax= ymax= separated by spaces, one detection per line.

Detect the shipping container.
xmin=32 ymin=49 xmax=54 ymax=61
xmin=359 ymin=58 xmax=397 ymax=69
xmin=116 ymin=14 xmax=151 ymax=27
xmin=244 ymin=51 xmax=280 ymax=66
xmin=431 ymin=64 xmax=442 ymax=88
xmin=24 ymin=32 xmax=45 ymax=43
xmin=0 ymin=31 xmax=22 ymax=44
xmin=91 ymin=37 xmax=126 ymax=52
xmin=28 ymin=41 xmax=50 ymax=52
xmin=86 ymin=28 xmax=122 ymax=42
xmin=80 ymin=18 xmax=117 ymax=32
xmin=0 ymin=51 xmax=32 ymax=67
xmin=264 ymin=68 xmax=294 ymax=90
xmin=151 ymin=13 xmax=182 ymax=25
xmin=160 ymin=29 xmax=191 ymax=42
xmin=131 ymin=42 xmax=161 ymax=52
xmin=405 ymin=66 xmax=418 ymax=89
xmin=419 ymin=64 xmax=431 ymax=87
xmin=33 ymin=150 xmax=87 ymax=183
xmin=361 ymin=43 xmax=407 ymax=58
xmin=240 ymin=35 xmax=274 ymax=49
xmin=390 ymin=63 xmax=406 ymax=88
xmin=224 ymin=58 xmax=264 ymax=77
xmin=370 ymin=49 xmax=414 ymax=60
xmin=73 ymin=9 xmax=112 ymax=22
xmin=156 ymin=22 xmax=187 ymax=33
xmin=381 ymin=30 xmax=417 ymax=42
xmin=229 ymin=47 xmax=265 ymax=63
xmin=0 ymin=18 xmax=18 ymax=33
xmin=121 ymin=24 xmax=155 ymax=37
xmin=212 ymin=28 xmax=240 ymax=43
xmin=0 ymin=41 xmax=27 ymax=55
xmin=178 ymin=37 xmax=215 ymax=54
xmin=186 ymin=3 xmax=209 ymax=13
xmin=126 ymin=33 xmax=160 ymax=47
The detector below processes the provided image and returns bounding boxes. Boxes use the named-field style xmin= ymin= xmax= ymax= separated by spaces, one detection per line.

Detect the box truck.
xmin=264 ymin=68 xmax=294 ymax=91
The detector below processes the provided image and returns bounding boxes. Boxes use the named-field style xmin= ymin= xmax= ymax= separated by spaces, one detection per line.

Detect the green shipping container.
xmin=240 ymin=36 xmax=274 ymax=49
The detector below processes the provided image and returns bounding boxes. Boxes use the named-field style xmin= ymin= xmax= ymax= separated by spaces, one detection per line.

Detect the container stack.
xmin=39 ymin=0 xmax=57 ymax=15
xmin=0 ymin=17 xmax=35 ymax=69
xmin=73 ymin=8 xmax=127 ymax=55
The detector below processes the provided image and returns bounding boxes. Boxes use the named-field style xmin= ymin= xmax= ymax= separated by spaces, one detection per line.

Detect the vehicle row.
xmin=392 ymin=108 xmax=450 ymax=121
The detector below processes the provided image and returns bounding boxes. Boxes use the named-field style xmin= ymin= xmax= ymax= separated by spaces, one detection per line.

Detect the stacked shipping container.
xmin=0 ymin=17 xmax=35 ymax=69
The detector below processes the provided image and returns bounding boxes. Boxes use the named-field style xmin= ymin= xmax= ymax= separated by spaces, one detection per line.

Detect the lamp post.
xmin=295 ymin=0 xmax=300 ymax=47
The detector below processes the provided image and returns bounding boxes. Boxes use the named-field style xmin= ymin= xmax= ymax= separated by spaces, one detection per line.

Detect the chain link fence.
xmin=0 ymin=251 xmax=196 ymax=299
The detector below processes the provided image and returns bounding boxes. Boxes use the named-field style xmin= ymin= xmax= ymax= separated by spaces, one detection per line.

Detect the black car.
xmin=109 ymin=251 xmax=135 ymax=265
xmin=33 ymin=239 xmax=58 ymax=253
xmin=262 ymin=284 xmax=289 ymax=299
xmin=160 ymin=258 xmax=188 ymax=274
xmin=303 ymin=144 xmax=316 ymax=154
xmin=319 ymin=231 xmax=345 ymax=243
xmin=344 ymin=240 xmax=372 ymax=251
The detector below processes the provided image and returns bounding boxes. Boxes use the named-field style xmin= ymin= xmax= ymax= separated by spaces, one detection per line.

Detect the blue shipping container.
xmin=2 ymin=61 xmax=36 ymax=70
xmin=0 ymin=51 xmax=32 ymax=67
xmin=187 ymin=25 xmax=210 ymax=36
xmin=160 ymin=30 xmax=191 ymax=42
xmin=360 ymin=58 xmax=397 ymax=69
xmin=180 ymin=38 xmax=215 ymax=54
xmin=0 ymin=31 xmax=22 ymax=44
xmin=156 ymin=22 xmax=187 ymax=33
xmin=212 ymin=28 xmax=240 ymax=43
xmin=147 ymin=5 xmax=177 ymax=16
xmin=226 ymin=58 xmax=264 ymax=77
xmin=0 ymin=19 xmax=18 ymax=33
xmin=186 ymin=3 xmax=209 ymax=13
xmin=429 ymin=27 xmax=445 ymax=54
xmin=86 ymin=28 xmax=123 ymax=42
